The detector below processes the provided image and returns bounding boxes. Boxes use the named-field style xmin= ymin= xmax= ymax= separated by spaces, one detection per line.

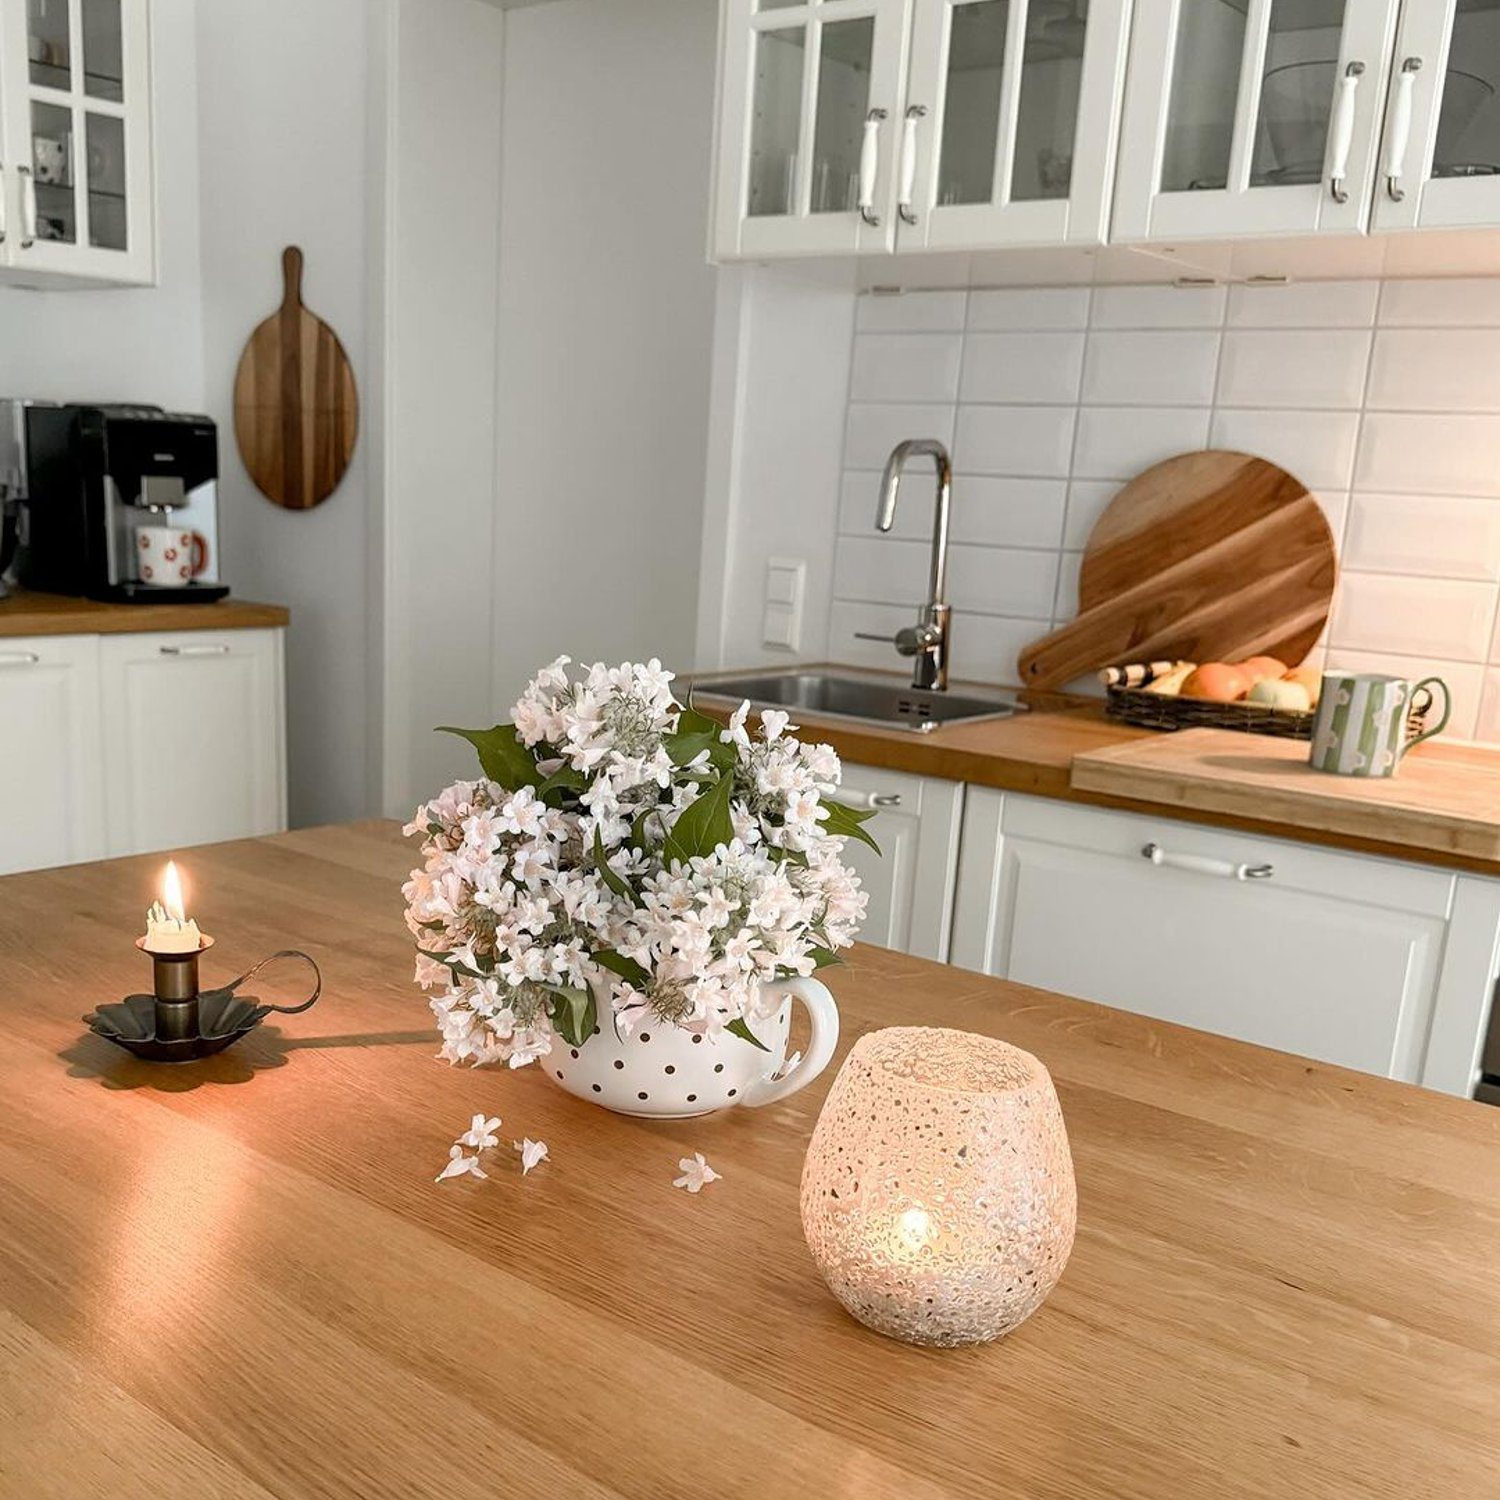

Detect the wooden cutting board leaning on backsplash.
xmin=1017 ymin=450 xmax=1337 ymax=690
xmin=233 ymin=246 xmax=358 ymax=510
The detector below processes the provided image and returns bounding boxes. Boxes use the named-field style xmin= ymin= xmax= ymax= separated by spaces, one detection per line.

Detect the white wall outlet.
xmin=763 ymin=557 xmax=806 ymax=651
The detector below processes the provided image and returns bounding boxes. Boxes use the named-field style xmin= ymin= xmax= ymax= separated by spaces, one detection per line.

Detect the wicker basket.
xmin=1104 ymin=682 xmax=1430 ymax=741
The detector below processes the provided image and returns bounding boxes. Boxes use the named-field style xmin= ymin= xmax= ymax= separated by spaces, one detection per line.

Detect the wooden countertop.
xmin=693 ymin=668 xmax=1500 ymax=878
xmin=0 ymin=589 xmax=289 ymax=636
xmin=2 ymin=821 xmax=1496 ymax=1499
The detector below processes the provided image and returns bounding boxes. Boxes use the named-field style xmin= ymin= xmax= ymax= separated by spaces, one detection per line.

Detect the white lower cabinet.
xmin=0 ymin=634 xmax=105 ymax=874
xmin=0 ymin=627 xmax=286 ymax=874
xmin=839 ymin=761 xmax=964 ymax=962
xmin=951 ymin=790 xmax=1500 ymax=1097
xmin=98 ymin=630 xmax=286 ymax=857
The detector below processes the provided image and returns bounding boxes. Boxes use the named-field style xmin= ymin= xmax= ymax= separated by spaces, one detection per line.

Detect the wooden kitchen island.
xmin=1 ymin=823 xmax=1496 ymax=1499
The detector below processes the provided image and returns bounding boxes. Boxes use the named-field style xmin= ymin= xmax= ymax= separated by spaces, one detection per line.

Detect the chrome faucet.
xmin=859 ymin=439 xmax=953 ymax=691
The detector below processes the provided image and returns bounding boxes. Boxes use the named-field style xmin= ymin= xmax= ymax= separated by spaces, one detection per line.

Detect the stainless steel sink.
xmin=688 ymin=671 xmax=1026 ymax=733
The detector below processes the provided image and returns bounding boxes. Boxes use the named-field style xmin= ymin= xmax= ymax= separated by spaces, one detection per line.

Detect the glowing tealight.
xmin=142 ymin=860 xmax=204 ymax=954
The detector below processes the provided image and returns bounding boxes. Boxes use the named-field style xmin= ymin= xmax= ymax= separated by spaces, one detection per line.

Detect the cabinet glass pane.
xmin=748 ymin=25 xmax=806 ymax=217
xmin=1251 ymin=0 xmax=1349 ymax=187
xmin=86 ymin=113 xmax=126 ymax=249
xmin=1160 ymin=0 xmax=1247 ymax=192
xmin=811 ymin=17 xmax=873 ymax=213
xmin=938 ymin=0 xmax=1009 ymax=207
xmin=82 ymin=0 xmax=124 ymax=103
xmin=1013 ymin=0 xmax=1088 ymax=201
xmin=757 ymin=0 xmax=802 ymax=9
xmin=27 ymin=0 xmax=72 ymax=90
xmin=1432 ymin=0 xmax=1500 ymax=179
xmin=31 ymin=101 xmax=76 ymax=245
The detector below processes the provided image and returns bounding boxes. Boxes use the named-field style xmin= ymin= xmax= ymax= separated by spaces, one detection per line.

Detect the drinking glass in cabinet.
xmin=1431 ymin=0 xmax=1500 ymax=180
xmin=748 ymin=24 xmax=806 ymax=217
xmin=811 ymin=18 xmax=874 ymax=213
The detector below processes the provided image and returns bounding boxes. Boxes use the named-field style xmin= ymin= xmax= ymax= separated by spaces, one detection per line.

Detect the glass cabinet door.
xmin=1371 ymin=0 xmax=1500 ymax=231
xmin=713 ymin=0 xmax=914 ymax=258
xmin=1 ymin=0 xmax=153 ymax=281
xmin=1113 ymin=0 xmax=1402 ymax=242
xmin=901 ymin=0 xmax=1133 ymax=248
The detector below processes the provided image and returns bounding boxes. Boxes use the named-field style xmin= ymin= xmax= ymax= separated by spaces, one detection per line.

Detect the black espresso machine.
xmin=0 ymin=401 xmax=229 ymax=603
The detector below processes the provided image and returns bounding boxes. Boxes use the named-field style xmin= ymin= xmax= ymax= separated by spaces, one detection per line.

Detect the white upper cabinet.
xmin=714 ymin=0 xmax=916 ymax=258
xmin=901 ymin=0 xmax=1133 ymax=250
xmin=1113 ymin=0 xmax=1402 ymax=241
xmin=1371 ymin=0 xmax=1500 ymax=232
xmin=0 ymin=0 xmax=155 ymax=285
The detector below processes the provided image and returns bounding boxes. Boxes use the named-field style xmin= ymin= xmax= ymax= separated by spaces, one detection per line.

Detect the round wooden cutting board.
xmin=233 ymin=246 xmax=358 ymax=510
xmin=1017 ymin=450 xmax=1337 ymax=689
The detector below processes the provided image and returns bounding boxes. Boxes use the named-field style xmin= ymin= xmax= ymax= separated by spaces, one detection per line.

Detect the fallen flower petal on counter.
xmin=436 ymin=1145 xmax=488 ymax=1183
xmin=458 ymin=1113 xmax=501 ymax=1150
xmin=516 ymin=1138 xmax=549 ymax=1175
xmin=673 ymin=1152 xmax=721 ymax=1193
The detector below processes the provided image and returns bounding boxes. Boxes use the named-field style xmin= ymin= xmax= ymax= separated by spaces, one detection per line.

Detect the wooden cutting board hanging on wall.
xmin=233 ymin=246 xmax=358 ymax=510
xmin=1016 ymin=450 xmax=1337 ymax=690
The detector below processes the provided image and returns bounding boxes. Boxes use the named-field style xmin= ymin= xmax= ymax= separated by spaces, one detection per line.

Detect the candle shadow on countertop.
xmin=58 ymin=1027 xmax=436 ymax=1092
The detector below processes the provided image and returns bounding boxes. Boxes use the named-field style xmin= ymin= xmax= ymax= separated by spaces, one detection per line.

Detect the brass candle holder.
xmin=84 ymin=943 xmax=322 ymax=1064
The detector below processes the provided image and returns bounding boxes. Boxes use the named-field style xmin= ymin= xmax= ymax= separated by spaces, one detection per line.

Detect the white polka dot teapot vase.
xmin=546 ymin=976 xmax=840 ymax=1119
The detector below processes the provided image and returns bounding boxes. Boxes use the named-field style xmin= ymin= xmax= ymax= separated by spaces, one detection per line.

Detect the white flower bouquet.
xmin=402 ymin=657 xmax=875 ymax=1068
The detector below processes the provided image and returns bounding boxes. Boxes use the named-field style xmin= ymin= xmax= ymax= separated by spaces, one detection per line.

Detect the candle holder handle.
xmin=224 ymin=950 xmax=323 ymax=1015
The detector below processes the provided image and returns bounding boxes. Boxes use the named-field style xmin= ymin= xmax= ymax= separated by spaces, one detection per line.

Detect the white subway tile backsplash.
xmin=1366 ymin=329 xmax=1500 ymax=412
xmin=850 ymin=333 xmax=963 ymax=404
xmin=960 ymin=332 xmax=1085 ymax=404
xmin=844 ymin=402 xmax=955 ymax=469
xmin=1216 ymin=330 xmax=1371 ymax=409
xmin=1378 ymin=278 xmax=1500 ymax=328
xmin=1355 ymin=413 xmax=1500 ymax=496
xmin=830 ymin=278 xmax=1500 ymax=742
xmin=856 ymin=290 xmax=968 ymax=333
xmin=1227 ymin=281 xmax=1379 ymax=329
xmin=950 ymin=476 xmax=1068 ymax=549
xmin=955 ymin=404 xmax=1076 ymax=477
xmin=1330 ymin=573 xmax=1498 ymax=662
xmin=1344 ymin=494 xmax=1500 ymax=581
xmin=1089 ymin=284 xmax=1227 ymax=329
xmin=1074 ymin=406 xmax=1211 ymax=480
xmin=1082 ymin=330 xmax=1221 ymax=406
xmin=967 ymin=287 xmax=1090 ymax=331
xmin=1209 ymin=408 xmax=1359 ymax=490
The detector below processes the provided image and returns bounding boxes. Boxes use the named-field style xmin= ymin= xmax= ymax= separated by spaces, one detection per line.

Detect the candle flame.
xmin=161 ymin=861 xmax=186 ymax=924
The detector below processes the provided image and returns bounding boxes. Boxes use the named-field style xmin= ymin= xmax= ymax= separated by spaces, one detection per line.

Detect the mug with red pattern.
xmin=136 ymin=525 xmax=208 ymax=586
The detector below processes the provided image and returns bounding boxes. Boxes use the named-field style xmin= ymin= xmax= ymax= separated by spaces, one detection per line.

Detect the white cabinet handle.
xmin=1141 ymin=842 xmax=1273 ymax=882
xmin=898 ymin=105 xmax=925 ymax=226
xmin=0 ymin=161 xmax=7 ymax=245
xmin=0 ymin=649 xmax=41 ymax=666
xmin=1386 ymin=57 xmax=1422 ymax=202
xmin=1328 ymin=61 xmax=1365 ymax=203
xmin=849 ymin=790 xmax=902 ymax=811
xmin=159 ymin=643 xmax=231 ymax=657
xmin=858 ymin=108 xmax=887 ymax=227
xmin=18 ymin=165 xmax=36 ymax=248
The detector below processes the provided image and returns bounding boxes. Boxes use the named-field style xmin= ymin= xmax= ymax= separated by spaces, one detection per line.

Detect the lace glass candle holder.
xmin=799 ymin=1026 xmax=1076 ymax=1347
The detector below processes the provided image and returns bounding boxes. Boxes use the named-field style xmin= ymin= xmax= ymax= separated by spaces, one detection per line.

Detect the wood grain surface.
xmin=1072 ymin=725 xmax=1500 ymax=862
xmin=233 ymin=247 xmax=358 ymax=511
xmin=1 ymin=822 xmax=1497 ymax=1499
xmin=0 ymin=589 xmax=289 ymax=638
xmin=1018 ymin=451 xmax=1337 ymax=689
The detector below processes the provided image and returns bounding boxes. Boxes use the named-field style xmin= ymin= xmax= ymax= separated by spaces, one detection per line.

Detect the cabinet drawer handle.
xmin=858 ymin=108 xmax=887 ymax=227
xmin=18 ymin=165 xmax=35 ymax=249
xmin=0 ymin=649 xmax=41 ymax=666
xmin=898 ymin=104 xmax=926 ymax=225
xmin=0 ymin=159 xmax=7 ymax=245
xmin=1328 ymin=60 xmax=1364 ymax=203
xmin=159 ymin=643 xmax=231 ymax=657
xmin=849 ymin=790 xmax=902 ymax=810
xmin=1142 ymin=842 xmax=1273 ymax=882
xmin=1385 ymin=56 xmax=1421 ymax=202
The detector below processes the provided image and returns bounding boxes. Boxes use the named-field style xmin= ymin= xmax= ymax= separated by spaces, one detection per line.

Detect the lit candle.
xmin=142 ymin=861 xmax=204 ymax=954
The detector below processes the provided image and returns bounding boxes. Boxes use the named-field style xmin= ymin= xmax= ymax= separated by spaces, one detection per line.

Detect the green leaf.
xmin=436 ymin=723 xmax=541 ymax=790
xmin=818 ymin=798 xmax=882 ymax=855
xmin=726 ymin=1016 xmax=770 ymax=1052
xmin=593 ymin=825 xmax=638 ymax=902
xmin=663 ymin=772 xmax=735 ymax=867
xmin=548 ymin=985 xmax=596 ymax=1048
xmin=661 ymin=728 xmax=720 ymax=767
xmin=807 ymin=946 xmax=844 ymax=970
xmin=537 ymin=762 xmax=586 ymax=805
xmin=591 ymin=948 xmax=651 ymax=989
xmin=674 ymin=706 xmax=736 ymax=770
xmin=630 ymin=807 xmax=656 ymax=851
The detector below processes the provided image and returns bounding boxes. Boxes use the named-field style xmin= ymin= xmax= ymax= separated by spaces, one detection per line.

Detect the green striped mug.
xmin=1309 ymin=673 xmax=1451 ymax=778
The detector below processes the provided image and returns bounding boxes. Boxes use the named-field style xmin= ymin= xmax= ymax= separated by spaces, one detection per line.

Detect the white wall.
xmin=0 ymin=0 xmax=202 ymax=408
xmin=377 ymin=0 xmax=506 ymax=816
xmin=491 ymin=0 xmax=719 ymax=708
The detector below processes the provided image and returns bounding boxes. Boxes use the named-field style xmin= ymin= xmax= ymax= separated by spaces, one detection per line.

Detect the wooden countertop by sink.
xmin=0 ymin=588 xmax=289 ymax=636
xmin=2 ymin=820 xmax=1496 ymax=1498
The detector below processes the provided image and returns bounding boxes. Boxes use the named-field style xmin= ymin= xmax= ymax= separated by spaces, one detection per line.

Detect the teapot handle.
xmin=739 ymin=976 xmax=839 ymax=1108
